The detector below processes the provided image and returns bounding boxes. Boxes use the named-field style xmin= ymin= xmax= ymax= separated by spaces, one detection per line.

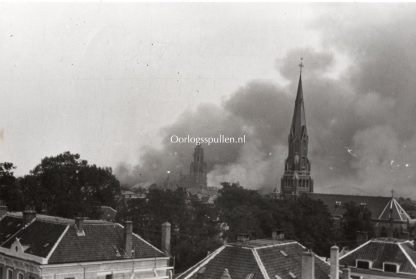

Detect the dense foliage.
xmin=0 ymin=152 xmax=120 ymax=217
xmin=0 ymin=155 xmax=384 ymax=272
xmin=117 ymin=188 xmax=222 ymax=272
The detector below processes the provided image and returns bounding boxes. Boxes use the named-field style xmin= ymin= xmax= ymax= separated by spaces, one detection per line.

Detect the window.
xmin=351 ymin=276 xmax=361 ymax=279
xmin=7 ymin=270 xmax=13 ymax=279
xmin=105 ymin=274 xmax=113 ymax=279
xmin=356 ymin=260 xmax=370 ymax=269
xmin=0 ymin=267 xmax=3 ymax=279
xmin=384 ymin=263 xmax=398 ymax=273
xmin=18 ymin=273 xmax=23 ymax=279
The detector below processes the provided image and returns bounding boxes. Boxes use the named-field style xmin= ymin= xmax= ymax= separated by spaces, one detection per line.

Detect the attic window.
xmin=245 ymin=273 xmax=254 ymax=279
xmin=43 ymin=242 xmax=50 ymax=248
xmin=383 ymin=263 xmax=399 ymax=273
xmin=335 ymin=201 xmax=342 ymax=207
xmin=288 ymin=272 xmax=296 ymax=278
xmin=356 ymin=260 xmax=371 ymax=269
xmin=280 ymin=250 xmax=288 ymax=257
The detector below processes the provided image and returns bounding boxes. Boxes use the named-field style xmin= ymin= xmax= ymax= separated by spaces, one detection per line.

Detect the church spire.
xmin=289 ymin=70 xmax=307 ymax=139
xmin=280 ymin=59 xmax=313 ymax=198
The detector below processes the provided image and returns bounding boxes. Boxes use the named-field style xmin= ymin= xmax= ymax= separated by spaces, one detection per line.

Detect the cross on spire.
xmin=299 ymin=57 xmax=304 ymax=75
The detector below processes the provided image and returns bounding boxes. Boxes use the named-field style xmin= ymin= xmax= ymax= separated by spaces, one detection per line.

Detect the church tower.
xmin=189 ymin=144 xmax=207 ymax=188
xmin=280 ymin=60 xmax=313 ymax=197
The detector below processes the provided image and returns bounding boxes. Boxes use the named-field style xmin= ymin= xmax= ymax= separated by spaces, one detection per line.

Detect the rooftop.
xmin=177 ymin=239 xmax=330 ymax=279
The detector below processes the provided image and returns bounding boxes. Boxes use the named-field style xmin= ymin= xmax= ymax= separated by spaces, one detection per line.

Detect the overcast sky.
xmin=1 ymin=3 xmax=415 ymax=197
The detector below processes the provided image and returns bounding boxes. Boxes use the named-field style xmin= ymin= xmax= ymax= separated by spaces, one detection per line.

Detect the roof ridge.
xmin=339 ymin=239 xmax=372 ymax=260
xmin=45 ymin=224 xmax=70 ymax=263
xmin=1 ymin=217 xmax=35 ymax=246
xmin=253 ymin=241 xmax=299 ymax=250
xmin=252 ymin=248 xmax=270 ymax=279
xmin=176 ymin=245 xmax=226 ymax=279
xmin=398 ymin=242 xmax=416 ymax=271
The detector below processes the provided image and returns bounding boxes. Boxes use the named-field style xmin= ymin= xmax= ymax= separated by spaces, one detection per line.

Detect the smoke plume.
xmin=116 ymin=5 xmax=416 ymax=198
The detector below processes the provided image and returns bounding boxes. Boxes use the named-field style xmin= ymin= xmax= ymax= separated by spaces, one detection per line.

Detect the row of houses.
xmin=2 ymin=202 xmax=416 ymax=279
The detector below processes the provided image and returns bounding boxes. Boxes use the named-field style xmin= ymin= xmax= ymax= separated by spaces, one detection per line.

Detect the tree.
xmin=117 ymin=188 xmax=222 ymax=273
xmin=0 ymin=162 xmax=23 ymax=210
xmin=20 ymin=151 xmax=121 ymax=218
xmin=341 ymin=202 xmax=374 ymax=245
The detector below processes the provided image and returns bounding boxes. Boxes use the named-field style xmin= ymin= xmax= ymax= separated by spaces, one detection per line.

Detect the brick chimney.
xmin=236 ymin=233 xmax=250 ymax=243
xmin=162 ymin=222 xmax=171 ymax=256
xmin=356 ymin=231 xmax=368 ymax=245
xmin=330 ymin=246 xmax=339 ymax=279
xmin=124 ymin=221 xmax=133 ymax=258
xmin=340 ymin=268 xmax=350 ymax=279
xmin=272 ymin=229 xmax=285 ymax=240
xmin=23 ymin=209 xmax=36 ymax=225
xmin=75 ymin=217 xmax=85 ymax=236
xmin=0 ymin=201 xmax=7 ymax=219
xmin=301 ymin=251 xmax=315 ymax=279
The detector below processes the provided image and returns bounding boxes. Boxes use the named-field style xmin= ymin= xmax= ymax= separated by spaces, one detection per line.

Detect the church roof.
xmin=176 ymin=239 xmax=331 ymax=279
xmin=307 ymin=193 xmax=414 ymax=222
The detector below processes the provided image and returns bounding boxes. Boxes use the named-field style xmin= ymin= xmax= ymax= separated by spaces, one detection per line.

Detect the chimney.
xmin=236 ymin=233 xmax=250 ymax=243
xmin=413 ymin=236 xmax=416 ymax=251
xmin=340 ymin=268 xmax=350 ymax=279
xmin=0 ymin=201 xmax=7 ymax=218
xmin=124 ymin=221 xmax=133 ymax=258
xmin=272 ymin=229 xmax=285 ymax=240
xmin=301 ymin=251 xmax=315 ymax=279
xmin=162 ymin=222 xmax=171 ymax=256
xmin=356 ymin=231 xmax=368 ymax=245
xmin=330 ymin=246 xmax=339 ymax=279
xmin=75 ymin=217 xmax=85 ymax=236
xmin=23 ymin=209 xmax=36 ymax=225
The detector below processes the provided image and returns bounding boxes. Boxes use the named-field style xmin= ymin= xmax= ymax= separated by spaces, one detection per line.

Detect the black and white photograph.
xmin=1 ymin=2 xmax=416 ymax=279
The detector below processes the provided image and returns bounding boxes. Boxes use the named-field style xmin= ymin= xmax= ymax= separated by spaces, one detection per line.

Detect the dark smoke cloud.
xmin=116 ymin=5 xmax=416 ymax=198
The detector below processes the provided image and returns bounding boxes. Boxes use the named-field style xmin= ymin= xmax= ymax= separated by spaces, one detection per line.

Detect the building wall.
xmin=350 ymin=269 xmax=416 ymax=279
xmin=0 ymin=255 xmax=41 ymax=279
xmin=0 ymin=254 xmax=171 ymax=279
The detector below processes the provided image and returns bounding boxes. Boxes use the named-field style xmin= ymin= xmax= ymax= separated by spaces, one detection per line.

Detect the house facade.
xmin=339 ymin=237 xmax=416 ymax=279
xmin=0 ymin=206 xmax=172 ymax=279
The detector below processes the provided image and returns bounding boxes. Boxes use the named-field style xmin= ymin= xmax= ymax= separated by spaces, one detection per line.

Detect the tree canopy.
xmin=1 ymin=152 xmax=121 ymax=218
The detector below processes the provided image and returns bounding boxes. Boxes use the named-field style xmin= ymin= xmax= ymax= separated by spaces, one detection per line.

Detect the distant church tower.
xmin=189 ymin=144 xmax=207 ymax=188
xmin=281 ymin=59 xmax=313 ymax=197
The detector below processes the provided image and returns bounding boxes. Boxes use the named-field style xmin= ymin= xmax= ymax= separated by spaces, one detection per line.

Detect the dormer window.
xmin=383 ymin=262 xmax=399 ymax=273
xmin=356 ymin=260 xmax=371 ymax=269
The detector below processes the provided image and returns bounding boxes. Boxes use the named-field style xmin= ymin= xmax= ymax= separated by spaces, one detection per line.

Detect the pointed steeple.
xmin=280 ymin=59 xmax=313 ymax=198
xmin=290 ymin=74 xmax=307 ymax=139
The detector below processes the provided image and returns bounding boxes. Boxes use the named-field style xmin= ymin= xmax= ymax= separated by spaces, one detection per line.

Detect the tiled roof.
xmin=0 ymin=213 xmax=165 ymax=264
xmin=2 ymin=219 xmax=67 ymax=258
xmin=339 ymin=238 xmax=416 ymax=274
xmin=176 ymin=239 xmax=331 ymax=279
xmin=49 ymin=222 xmax=164 ymax=264
xmin=0 ymin=216 xmax=25 ymax=244
xmin=307 ymin=193 xmax=392 ymax=220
